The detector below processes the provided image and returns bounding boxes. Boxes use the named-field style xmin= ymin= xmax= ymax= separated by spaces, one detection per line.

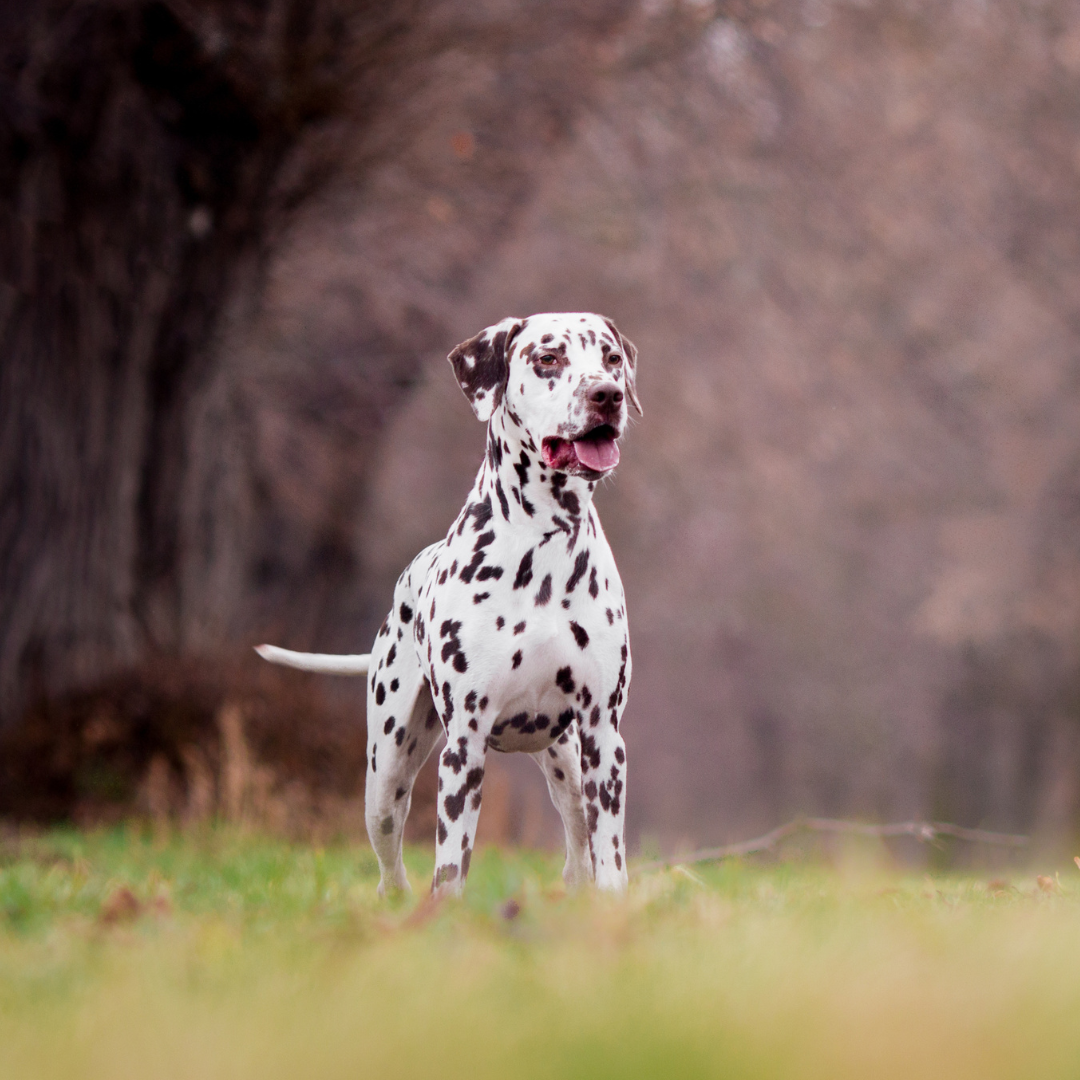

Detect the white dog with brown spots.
xmin=258 ymin=312 xmax=640 ymax=897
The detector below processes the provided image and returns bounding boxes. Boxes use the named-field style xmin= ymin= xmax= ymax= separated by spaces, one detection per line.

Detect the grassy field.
xmin=2 ymin=827 xmax=1080 ymax=1080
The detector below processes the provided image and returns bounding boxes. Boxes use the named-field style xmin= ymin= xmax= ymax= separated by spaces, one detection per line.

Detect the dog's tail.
xmin=254 ymin=644 xmax=371 ymax=676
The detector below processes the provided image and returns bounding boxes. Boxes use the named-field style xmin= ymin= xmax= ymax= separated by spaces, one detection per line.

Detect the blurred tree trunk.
xmin=0 ymin=0 xmax=432 ymax=726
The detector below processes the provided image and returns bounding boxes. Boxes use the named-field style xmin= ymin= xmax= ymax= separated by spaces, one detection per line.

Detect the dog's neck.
xmin=472 ymin=408 xmax=599 ymax=547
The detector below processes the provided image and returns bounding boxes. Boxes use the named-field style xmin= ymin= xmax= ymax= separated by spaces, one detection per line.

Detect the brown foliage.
xmin=0 ymin=653 xmax=378 ymax=835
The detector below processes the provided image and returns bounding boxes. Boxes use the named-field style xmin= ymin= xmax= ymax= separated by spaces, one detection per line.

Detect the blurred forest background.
xmin=3 ymin=0 xmax=1080 ymax=854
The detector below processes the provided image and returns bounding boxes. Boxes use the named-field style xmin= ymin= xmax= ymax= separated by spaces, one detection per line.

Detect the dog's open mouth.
xmin=542 ymin=425 xmax=620 ymax=475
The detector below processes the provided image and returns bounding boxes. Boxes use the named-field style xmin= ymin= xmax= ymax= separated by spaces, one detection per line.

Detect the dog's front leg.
xmin=579 ymin=724 xmax=629 ymax=892
xmin=432 ymin=723 xmax=487 ymax=897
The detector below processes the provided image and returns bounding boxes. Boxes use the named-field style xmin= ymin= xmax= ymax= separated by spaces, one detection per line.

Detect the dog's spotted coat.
xmin=264 ymin=313 xmax=639 ymax=897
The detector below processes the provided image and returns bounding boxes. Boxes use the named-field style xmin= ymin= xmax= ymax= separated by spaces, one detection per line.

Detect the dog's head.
xmin=449 ymin=312 xmax=641 ymax=479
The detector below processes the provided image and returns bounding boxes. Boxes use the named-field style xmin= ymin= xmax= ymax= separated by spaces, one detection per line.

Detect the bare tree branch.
xmin=632 ymin=817 xmax=1030 ymax=875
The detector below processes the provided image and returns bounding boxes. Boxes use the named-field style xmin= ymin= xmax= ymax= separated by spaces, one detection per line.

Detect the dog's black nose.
xmin=589 ymin=383 xmax=624 ymax=408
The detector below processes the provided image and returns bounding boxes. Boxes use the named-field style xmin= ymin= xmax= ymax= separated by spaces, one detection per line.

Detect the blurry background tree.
xmin=2 ymin=0 xmax=1080 ymax=854
xmin=0 ymin=0 xmax=632 ymax=827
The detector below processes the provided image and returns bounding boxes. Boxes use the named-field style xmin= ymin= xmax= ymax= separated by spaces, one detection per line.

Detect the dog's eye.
xmin=608 ymin=354 xmax=622 ymax=366
xmin=539 ymin=353 xmax=558 ymax=366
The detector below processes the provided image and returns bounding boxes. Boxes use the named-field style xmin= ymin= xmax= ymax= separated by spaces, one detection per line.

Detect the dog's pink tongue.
xmin=573 ymin=434 xmax=620 ymax=472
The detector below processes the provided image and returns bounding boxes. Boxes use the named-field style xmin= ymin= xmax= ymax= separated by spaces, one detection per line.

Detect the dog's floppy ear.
xmin=603 ymin=318 xmax=643 ymax=416
xmin=448 ymin=316 xmax=525 ymax=422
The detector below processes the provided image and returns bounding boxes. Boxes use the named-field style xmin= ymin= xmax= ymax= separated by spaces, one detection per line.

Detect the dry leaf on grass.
xmin=99 ymin=886 xmax=141 ymax=924
xmin=400 ymin=893 xmax=443 ymax=930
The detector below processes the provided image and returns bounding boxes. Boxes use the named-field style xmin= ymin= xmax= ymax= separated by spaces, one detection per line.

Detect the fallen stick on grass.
xmin=632 ymin=817 xmax=1030 ymax=876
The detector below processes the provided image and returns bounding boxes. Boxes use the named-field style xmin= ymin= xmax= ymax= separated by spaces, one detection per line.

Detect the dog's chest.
xmin=421 ymin=526 xmax=626 ymax=749
xmin=481 ymin=600 xmax=620 ymax=752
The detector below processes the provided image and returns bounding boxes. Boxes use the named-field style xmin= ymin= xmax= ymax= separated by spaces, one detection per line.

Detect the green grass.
xmin=2 ymin=827 xmax=1080 ymax=1080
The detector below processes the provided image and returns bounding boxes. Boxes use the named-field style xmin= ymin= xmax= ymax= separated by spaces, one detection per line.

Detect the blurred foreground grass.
xmin=2 ymin=827 xmax=1080 ymax=1080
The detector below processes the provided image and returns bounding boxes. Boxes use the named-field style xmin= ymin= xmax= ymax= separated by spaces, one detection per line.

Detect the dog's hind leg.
xmin=365 ymin=635 xmax=442 ymax=895
xmin=532 ymin=723 xmax=593 ymax=888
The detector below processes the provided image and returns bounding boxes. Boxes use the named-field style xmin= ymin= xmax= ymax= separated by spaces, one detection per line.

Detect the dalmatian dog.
xmin=257 ymin=312 xmax=640 ymax=897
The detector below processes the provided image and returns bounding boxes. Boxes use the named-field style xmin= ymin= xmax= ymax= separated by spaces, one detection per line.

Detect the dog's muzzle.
xmin=541 ymin=423 xmax=621 ymax=474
